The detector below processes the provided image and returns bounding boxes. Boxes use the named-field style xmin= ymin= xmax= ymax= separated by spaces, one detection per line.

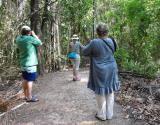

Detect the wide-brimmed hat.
xmin=71 ymin=34 xmax=79 ymax=40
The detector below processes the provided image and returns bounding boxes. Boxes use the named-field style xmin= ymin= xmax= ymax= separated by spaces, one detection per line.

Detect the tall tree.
xmin=0 ymin=0 xmax=2 ymax=6
xmin=17 ymin=0 xmax=27 ymax=19
xmin=30 ymin=0 xmax=44 ymax=75
xmin=51 ymin=1 xmax=61 ymax=71
xmin=30 ymin=0 xmax=41 ymax=34
xmin=92 ymin=0 xmax=96 ymax=38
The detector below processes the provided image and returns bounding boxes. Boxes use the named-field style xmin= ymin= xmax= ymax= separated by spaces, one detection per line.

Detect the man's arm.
xmin=31 ymin=31 xmax=42 ymax=46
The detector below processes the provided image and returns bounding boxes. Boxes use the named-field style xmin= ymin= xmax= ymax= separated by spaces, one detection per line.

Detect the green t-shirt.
xmin=16 ymin=35 xmax=42 ymax=67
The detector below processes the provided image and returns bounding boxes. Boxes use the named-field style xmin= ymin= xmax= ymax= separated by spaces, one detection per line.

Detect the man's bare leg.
xmin=26 ymin=81 xmax=33 ymax=100
xmin=22 ymin=80 xmax=28 ymax=98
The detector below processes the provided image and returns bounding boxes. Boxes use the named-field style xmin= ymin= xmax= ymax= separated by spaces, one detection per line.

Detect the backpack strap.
xmin=110 ymin=37 xmax=117 ymax=52
xmin=100 ymin=39 xmax=114 ymax=54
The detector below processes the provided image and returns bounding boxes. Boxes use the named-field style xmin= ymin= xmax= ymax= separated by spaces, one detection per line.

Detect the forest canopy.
xmin=0 ymin=0 xmax=159 ymax=77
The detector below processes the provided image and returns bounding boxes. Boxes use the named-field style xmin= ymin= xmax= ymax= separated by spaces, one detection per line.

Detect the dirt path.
xmin=1 ymin=70 xmax=144 ymax=125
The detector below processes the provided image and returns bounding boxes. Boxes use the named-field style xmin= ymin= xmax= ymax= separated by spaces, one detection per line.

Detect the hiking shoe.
xmin=73 ymin=77 xmax=81 ymax=81
xmin=26 ymin=96 xmax=39 ymax=102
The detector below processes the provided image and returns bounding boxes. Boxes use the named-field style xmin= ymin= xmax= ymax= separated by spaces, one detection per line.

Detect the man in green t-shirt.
xmin=16 ymin=25 xmax=42 ymax=102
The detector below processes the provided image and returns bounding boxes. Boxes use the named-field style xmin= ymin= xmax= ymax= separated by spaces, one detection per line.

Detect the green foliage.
xmin=60 ymin=0 xmax=92 ymax=34
xmin=59 ymin=0 xmax=93 ymax=57
xmin=114 ymin=48 xmax=129 ymax=70
xmin=96 ymin=0 xmax=159 ymax=77
xmin=0 ymin=0 xmax=159 ymax=77
xmin=58 ymin=0 xmax=159 ymax=77
xmin=0 ymin=1 xmax=30 ymax=67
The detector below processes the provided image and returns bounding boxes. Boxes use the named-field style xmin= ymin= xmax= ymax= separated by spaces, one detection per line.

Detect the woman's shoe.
xmin=95 ymin=114 xmax=106 ymax=121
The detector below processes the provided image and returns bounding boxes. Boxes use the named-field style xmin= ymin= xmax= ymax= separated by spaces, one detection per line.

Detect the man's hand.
xmin=31 ymin=31 xmax=36 ymax=36
xmin=31 ymin=31 xmax=39 ymax=40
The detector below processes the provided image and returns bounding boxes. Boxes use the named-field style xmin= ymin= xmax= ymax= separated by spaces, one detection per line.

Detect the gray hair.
xmin=96 ymin=23 xmax=108 ymax=36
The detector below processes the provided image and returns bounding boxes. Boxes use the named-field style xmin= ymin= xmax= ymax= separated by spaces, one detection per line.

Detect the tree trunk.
xmin=30 ymin=0 xmax=44 ymax=75
xmin=92 ymin=0 xmax=96 ymax=38
xmin=41 ymin=0 xmax=51 ymax=72
xmin=30 ymin=0 xmax=41 ymax=34
xmin=0 ymin=0 xmax=2 ymax=6
xmin=51 ymin=1 xmax=61 ymax=71
xmin=17 ymin=0 xmax=27 ymax=19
